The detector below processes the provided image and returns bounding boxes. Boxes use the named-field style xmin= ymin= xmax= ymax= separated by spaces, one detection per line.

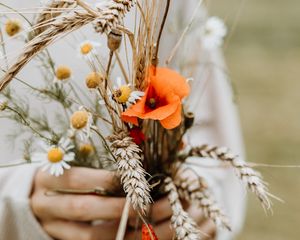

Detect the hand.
xmin=125 ymin=197 xmax=216 ymax=240
xmin=30 ymin=167 xmax=133 ymax=240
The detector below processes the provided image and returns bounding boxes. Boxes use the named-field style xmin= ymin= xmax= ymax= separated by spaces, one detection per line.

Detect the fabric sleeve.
xmin=0 ymin=164 xmax=51 ymax=240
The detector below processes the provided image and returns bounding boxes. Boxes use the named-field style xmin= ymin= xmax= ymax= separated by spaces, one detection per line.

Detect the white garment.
xmin=0 ymin=0 xmax=246 ymax=239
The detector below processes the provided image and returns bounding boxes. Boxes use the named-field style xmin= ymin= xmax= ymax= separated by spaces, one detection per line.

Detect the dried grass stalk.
xmin=0 ymin=0 xmax=137 ymax=91
xmin=32 ymin=0 xmax=76 ymax=37
xmin=164 ymin=177 xmax=203 ymax=240
xmin=108 ymin=131 xmax=151 ymax=213
xmin=189 ymin=145 xmax=272 ymax=210
xmin=175 ymin=176 xmax=231 ymax=231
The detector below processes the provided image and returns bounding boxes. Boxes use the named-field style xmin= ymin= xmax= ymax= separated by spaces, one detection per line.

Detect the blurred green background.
xmin=210 ymin=0 xmax=300 ymax=239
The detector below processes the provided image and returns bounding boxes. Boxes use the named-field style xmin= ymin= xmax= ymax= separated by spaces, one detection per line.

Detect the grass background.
xmin=210 ymin=0 xmax=300 ymax=239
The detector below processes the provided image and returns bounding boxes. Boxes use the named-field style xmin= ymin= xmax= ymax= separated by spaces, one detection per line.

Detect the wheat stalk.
xmin=108 ymin=131 xmax=151 ymax=214
xmin=32 ymin=0 xmax=77 ymax=37
xmin=189 ymin=145 xmax=272 ymax=210
xmin=164 ymin=177 xmax=204 ymax=240
xmin=94 ymin=0 xmax=136 ymax=34
xmin=175 ymin=176 xmax=231 ymax=231
xmin=0 ymin=0 xmax=137 ymax=91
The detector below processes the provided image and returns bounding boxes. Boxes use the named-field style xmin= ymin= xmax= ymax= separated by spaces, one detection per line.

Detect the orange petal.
xmin=160 ymin=103 xmax=182 ymax=129
xmin=122 ymin=93 xmax=180 ymax=121
xmin=150 ymin=67 xmax=190 ymax=99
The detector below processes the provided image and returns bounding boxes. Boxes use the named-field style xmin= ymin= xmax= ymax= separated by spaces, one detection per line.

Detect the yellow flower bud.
xmin=71 ymin=111 xmax=89 ymax=129
xmin=5 ymin=19 xmax=21 ymax=37
xmin=80 ymin=42 xmax=93 ymax=55
xmin=85 ymin=72 xmax=103 ymax=89
xmin=55 ymin=65 xmax=72 ymax=81
xmin=79 ymin=144 xmax=94 ymax=157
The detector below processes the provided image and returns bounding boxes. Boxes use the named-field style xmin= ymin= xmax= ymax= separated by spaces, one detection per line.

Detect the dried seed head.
xmin=113 ymin=85 xmax=131 ymax=103
xmin=47 ymin=148 xmax=64 ymax=163
xmin=71 ymin=111 xmax=89 ymax=129
xmin=85 ymin=72 xmax=103 ymax=89
xmin=79 ymin=144 xmax=94 ymax=157
xmin=107 ymin=29 xmax=122 ymax=51
xmin=55 ymin=65 xmax=72 ymax=81
xmin=5 ymin=19 xmax=22 ymax=37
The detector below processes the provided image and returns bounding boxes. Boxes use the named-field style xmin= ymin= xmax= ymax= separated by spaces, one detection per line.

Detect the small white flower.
xmin=78 ymin=40 xmax=101 ymax=60
xmin=70 ymin=107 xmax=93 ymax=140
xmin=201 ymin=16 xmax=227 ymax=50
xmin=32 ymin=138 xmax=75 ymax=177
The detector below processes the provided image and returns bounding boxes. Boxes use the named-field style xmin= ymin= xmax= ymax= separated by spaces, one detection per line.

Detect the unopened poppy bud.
xmin=184 ymin=112 xmax=195 ymax=129
xmin=107 ymin=29 xmax=122 ymax=51
xmin=85 ymin=72 xmax=103 ymax=89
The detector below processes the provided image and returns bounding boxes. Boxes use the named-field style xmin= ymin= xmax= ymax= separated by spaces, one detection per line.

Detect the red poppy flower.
xmin=122 ymin=67 xmax=190 ymax=129
xmin=129 ymin=127 xmax=146 ymax=145
xmin=142 ymin=224 xmax=158 ymax=240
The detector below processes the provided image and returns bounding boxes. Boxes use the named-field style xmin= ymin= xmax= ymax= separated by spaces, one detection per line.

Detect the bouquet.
xmin=0 ymin=0 xmax=275 ymax=239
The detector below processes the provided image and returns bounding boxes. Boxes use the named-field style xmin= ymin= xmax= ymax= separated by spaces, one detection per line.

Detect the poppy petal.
xmin=160 ymin=103 xmax=182 ymax=129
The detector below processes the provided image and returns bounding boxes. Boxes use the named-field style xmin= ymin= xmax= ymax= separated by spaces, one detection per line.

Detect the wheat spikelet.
xmin=175 ymin=176 xmax=231 ymax=231
xmin=189 ymin=145 xmax=272 ymax=210
xmin=135 ymin=54 xmax=146 ymax=90
xmin=0 ymin=0 xmax=137 ymax=91
xmin=108 ymin=131 xmax=151 ymax=213
xmin=94 ymin=0 xmax=136 ymax=33
xmin=165 ymin=177 xmax=203 ymax=240
xmin=32 ymin=0 xmax=76 ymax=37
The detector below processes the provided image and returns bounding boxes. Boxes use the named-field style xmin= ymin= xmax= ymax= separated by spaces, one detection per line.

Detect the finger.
xmin=150 ymin=197 xmax=172 ymax=223
xmin=32 ymin=192 xmax=135 ymax=221
xmin=36 ymin=167 xmax=118 ymax=190
xmin=42 ymin=220 xmax=118 ymax=240
xmin=199 ymin=220 xmax=216 ymax=240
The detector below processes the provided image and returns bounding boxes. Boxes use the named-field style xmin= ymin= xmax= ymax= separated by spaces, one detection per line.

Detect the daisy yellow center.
xmin=5 ymin=19 xmax=21 ymax=37
xmin=71 ymin=111 xmax=89 ymax=129
xmin=79 ymin=144 xmax=94 ymax=157
xmin=85 ymin=72 xmax=103 ymax=89
xmin=56 ymin=66 xmax=72 ymax=80
xmin=48 ymin=148 xmax=64 ymax=163
xmin=114 ymin=85 xmax=131 ymax=103
xmin=80 ymin=43 xmax=93 ymax=55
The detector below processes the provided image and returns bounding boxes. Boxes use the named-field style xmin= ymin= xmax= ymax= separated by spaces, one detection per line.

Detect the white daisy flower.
xmin=201 ymin=16 xmax=227 ymax=50
xmin=111 ymin=77 xmax=144 ymax=107
xmin=32 ymin=138 xmax=75 ymax=177
xmin=53 ymin=65 xmax=72 ymax=83
xmin=78 ymin=40 xmax=101 ymax=60
xmin=70 ymin=107 xmax=93 ymax=140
